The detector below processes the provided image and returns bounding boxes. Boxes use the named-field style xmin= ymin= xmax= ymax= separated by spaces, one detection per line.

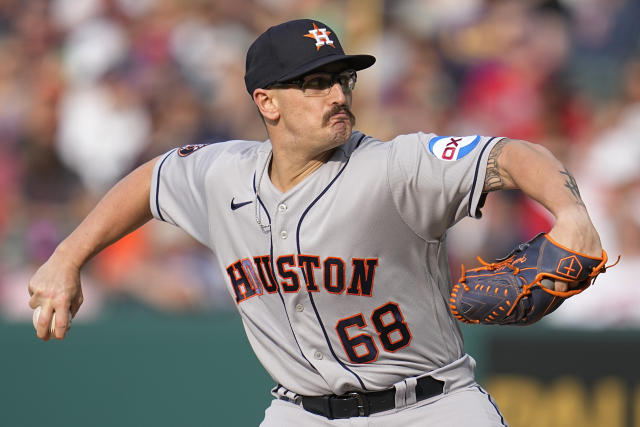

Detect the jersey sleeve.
xmin=387 ymin=133 xmax=502 ymax=240
xmin=150 ymin=144 xmax=216 ymax=246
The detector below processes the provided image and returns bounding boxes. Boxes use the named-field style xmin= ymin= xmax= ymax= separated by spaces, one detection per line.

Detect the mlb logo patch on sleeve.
xmin=428 ymin=135 xmax=481 ymax=161
xmin=178 ymin=143 xmax=208 ymax=157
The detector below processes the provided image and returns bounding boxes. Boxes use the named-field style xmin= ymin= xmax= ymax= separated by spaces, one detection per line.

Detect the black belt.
xmin=296 ymin=376 xmax=444 ymax=419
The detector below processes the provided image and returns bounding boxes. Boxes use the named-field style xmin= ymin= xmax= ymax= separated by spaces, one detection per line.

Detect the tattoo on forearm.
xmin=484 ymin=139 xmax=507 ymax=192
xmin=559 ymin=167 xmax=585 ymax=207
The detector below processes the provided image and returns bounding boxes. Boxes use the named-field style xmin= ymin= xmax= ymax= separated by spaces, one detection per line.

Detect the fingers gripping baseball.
xmin=28 ymin=255 xmax=83 ymax=341
xmin=32 ymin=307 xmax=73 ymax=339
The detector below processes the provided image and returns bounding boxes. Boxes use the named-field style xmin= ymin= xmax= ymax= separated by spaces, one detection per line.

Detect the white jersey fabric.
xmin=150 ymin=131 xmax=501 ymax=397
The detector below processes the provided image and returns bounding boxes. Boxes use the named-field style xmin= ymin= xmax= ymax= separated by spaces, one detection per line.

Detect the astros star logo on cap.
xmin=303 ymin=22 xmax=335 ymax=50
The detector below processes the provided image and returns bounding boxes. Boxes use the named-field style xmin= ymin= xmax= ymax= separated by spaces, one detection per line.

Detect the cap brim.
xmin=276 ymin=54 xmax=376 ymax=83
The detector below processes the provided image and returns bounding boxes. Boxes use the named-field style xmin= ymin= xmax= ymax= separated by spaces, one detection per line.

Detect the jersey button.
xmin=278 ymin=203 xmax=287 ymax=213
xmin=280 ymin=230 xmax=288 ymax=239
xmin=313 ymin=351 xmax=323 ymax=360
xmin=295 ymin=304 xmax=304 ymax=312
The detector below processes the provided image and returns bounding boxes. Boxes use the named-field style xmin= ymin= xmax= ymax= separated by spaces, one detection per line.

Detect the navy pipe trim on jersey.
xmin=467 ymin=137 xmax=497 ymax=218
xmin=252 ymin=171 xmax=319 ymax=374
xmin=295 ymin=133 xmax=369 ymax=390
xmin=154 ymin=148 xmax=178 ymax=222
xmin=476 ymin=386 xmax=507 ymax=426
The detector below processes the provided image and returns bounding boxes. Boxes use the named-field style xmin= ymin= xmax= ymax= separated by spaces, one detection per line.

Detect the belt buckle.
xmin=346 ymin=392 xmax=366 ymax=416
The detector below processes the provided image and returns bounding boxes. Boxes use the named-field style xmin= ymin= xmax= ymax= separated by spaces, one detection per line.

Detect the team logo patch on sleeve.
xmin=178 ymin=143 xmax=208 ymax=157
xmin=428 ymin=135 xmax=481 ymax=161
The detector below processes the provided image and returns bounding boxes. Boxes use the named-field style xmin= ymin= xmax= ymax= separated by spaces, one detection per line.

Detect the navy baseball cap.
xmin=244 ymin=19 xmax=376 ymax=95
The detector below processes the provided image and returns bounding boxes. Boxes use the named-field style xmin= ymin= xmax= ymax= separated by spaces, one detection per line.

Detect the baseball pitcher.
xmin=29 ymin=19 xmax=610 ymax=426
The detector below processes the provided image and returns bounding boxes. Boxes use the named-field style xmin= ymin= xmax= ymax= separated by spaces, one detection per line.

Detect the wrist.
xmin=52 ymin=240 xmax=91 ymax=271
xmin=549 ymin=210 xmax=602 ymax=257
xmin=554 ymin=207 xmax=597 ymax=234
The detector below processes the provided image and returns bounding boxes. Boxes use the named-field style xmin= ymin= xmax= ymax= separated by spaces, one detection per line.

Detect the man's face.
xmin=269 ymin=63 xmax=357 ymax=150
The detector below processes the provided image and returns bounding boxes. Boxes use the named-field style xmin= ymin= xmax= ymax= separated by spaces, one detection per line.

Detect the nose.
xmin=327 ymin=81 xmax=348 ymax=103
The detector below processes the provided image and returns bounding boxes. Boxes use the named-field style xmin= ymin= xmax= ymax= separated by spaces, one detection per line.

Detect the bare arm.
xmin=28 ymin=157 xmax=158 ymax=340
xmin=483 ymin=139 xmax=602 ymax=288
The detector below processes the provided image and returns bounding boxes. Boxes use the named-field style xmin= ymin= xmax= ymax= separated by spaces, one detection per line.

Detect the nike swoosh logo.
xmin=230 ymin=198 xmax=253 ymax=210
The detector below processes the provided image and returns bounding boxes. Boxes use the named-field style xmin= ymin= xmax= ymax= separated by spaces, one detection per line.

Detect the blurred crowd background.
xmin=1 ymin=0 xmax=638 ymax=327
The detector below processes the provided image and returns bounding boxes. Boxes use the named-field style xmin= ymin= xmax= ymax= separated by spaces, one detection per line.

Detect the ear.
xmin=253 ymin=89 xmax=280 ymax=122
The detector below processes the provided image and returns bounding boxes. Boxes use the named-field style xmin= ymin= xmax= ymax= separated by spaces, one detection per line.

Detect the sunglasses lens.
xmin=275 ymin=70 xmax=357 ymax=96
xmin=302 ymin=75 xmax=334 ymax=94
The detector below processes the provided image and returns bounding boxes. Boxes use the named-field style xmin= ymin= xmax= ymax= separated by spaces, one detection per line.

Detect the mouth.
xmin=331 ymin=112 xmax=350 ymax=121
xmin=323 ymin=106 xmax=355 ymax=126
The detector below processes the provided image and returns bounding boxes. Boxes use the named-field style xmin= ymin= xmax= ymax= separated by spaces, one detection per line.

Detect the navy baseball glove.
xmin=449 ymin=233 xmax=612 ymax=325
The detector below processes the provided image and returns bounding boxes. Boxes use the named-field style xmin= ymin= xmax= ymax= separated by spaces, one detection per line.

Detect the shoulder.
xmin=339 ymin=131 xmax=396 ymax=159
xmin=341 ymin=131 xmax=436 ymax=154
xmin=162 ymin=139 xmax=266 ymax=166
xmin=174 ymin=139 xmax=265 ymax=158
xmin=156 ymin=139 xmax=267 ymax=180
xmin=339 ymin=131 xmax=433 ymax=167
xmin=339 ymin=131 xmax=499 ymax=165
xmin=387 ymin=132 xmax=501 ymax=162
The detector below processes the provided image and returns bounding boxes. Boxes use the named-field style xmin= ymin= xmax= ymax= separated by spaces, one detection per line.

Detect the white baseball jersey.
xmin=150 ymin=131 xmax=501 ymax=397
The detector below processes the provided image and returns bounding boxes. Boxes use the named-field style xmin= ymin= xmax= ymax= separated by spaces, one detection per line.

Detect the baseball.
xmin=32 ymin=307 xmax=72 ymax=335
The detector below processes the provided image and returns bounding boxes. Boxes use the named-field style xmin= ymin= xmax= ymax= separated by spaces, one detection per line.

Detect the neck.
xmin=269 ymin=145 xmax=336 ymax=193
